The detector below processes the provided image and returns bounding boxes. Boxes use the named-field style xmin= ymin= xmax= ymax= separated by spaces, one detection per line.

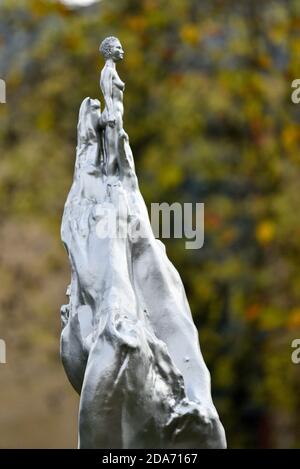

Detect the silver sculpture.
xmin=60 ymin=36 xmax=226 ymax=449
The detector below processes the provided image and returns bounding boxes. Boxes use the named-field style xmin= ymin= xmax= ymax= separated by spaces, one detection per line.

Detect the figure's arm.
xmin=100 ymin=67 xmax=115 ymax=127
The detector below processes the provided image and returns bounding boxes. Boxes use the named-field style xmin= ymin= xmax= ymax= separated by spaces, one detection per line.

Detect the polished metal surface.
xmin=60 ymin=36 xmax=226 ymax=449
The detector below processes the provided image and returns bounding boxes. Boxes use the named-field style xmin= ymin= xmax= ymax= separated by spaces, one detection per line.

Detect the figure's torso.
xmin=112 ymin=70 xmax=124 ymax=117
xmin=100 ymin=66 xmax=124 ymax=119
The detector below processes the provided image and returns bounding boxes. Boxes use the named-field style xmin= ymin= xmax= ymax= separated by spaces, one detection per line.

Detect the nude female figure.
xmin=99 ymin=36 xmax=126 ymax=176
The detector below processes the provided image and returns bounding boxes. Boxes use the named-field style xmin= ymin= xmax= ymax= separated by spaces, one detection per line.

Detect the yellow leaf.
xmin=288 ymin=308 xmax=300 ymax=329
xmin=180 ymin=24 xmax=199 ymax=46
xmin=256 ymin=220 xmax=275 ymax=245
xmin=282 ymin=125 xmax=300 ymax=151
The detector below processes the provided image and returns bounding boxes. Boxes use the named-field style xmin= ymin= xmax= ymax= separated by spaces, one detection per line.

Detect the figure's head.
xmin=99 ymin=36 xmax=124 ymax=62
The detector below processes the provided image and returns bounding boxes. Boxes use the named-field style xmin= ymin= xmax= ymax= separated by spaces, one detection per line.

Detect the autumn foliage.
xmin=1 ymin=0 xmax=300 ymax=448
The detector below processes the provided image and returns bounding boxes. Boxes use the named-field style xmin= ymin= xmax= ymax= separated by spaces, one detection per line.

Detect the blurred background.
xmin=0 ymin=0 xmax=300 ymax=449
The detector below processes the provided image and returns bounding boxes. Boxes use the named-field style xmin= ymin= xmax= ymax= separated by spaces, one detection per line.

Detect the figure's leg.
xmin=104 ymin=113 xmax=123 ymax=175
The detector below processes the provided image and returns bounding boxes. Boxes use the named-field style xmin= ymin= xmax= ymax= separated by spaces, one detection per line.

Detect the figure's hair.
xmin=99 ymin=36 xmax=120 ymax=59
